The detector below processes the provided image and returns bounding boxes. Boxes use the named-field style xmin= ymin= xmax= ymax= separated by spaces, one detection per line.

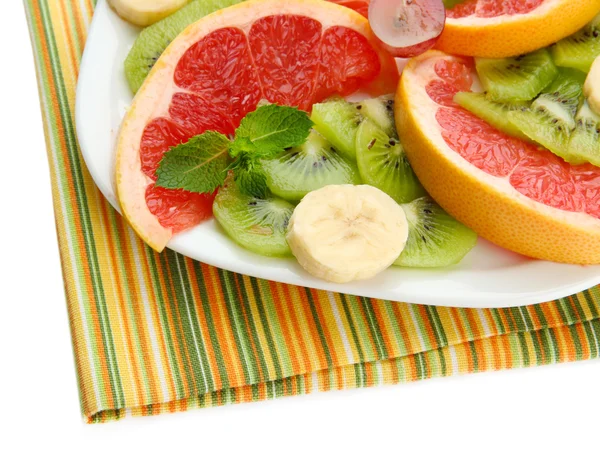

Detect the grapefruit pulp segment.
xmin=116 ymin=0 xmax=398 ymax=252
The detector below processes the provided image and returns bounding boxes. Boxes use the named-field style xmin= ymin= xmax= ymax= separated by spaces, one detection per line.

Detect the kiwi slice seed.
xmin=124 ymin=0 xmax=243 ymax=94
xmin=551 ymin=14 xmax=600 ymax=73
xmin=394 ymin=197 xmax=478 ymax=268
xmin=475 ymin=49 xmax=558 ymax=102
xmin=356 ymin=118 xmax=426 ymax=204
xmin=213 ymin=177 xmax=294 ymax=257
xmin=261 ymin=130 xmax=362 ymax=203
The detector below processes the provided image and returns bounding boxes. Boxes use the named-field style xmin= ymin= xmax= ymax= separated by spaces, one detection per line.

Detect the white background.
xmin=2 ymin=2 xmax=599 ymax=449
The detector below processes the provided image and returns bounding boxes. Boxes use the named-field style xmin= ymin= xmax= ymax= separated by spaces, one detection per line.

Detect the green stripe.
xmin=191 ymin=261 xmax=231 ymax=388
xmin=218 ymin=269 xmax=254 ymax=384
xmin=304 ymin=289 xmax=334 ymax=366
xmin=248 ymin=278 xmax=284 ymax=379
xmin=359 ymin=297 xmax=388 ymax=359
xmin=235 ymin=272 xmax=271 ymax=380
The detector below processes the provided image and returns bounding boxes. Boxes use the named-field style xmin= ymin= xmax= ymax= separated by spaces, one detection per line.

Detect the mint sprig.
xmin=156 ymin=105 xmax=312 ymax=198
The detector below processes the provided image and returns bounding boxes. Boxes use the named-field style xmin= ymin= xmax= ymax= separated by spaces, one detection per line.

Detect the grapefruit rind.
xmin=396 ymin=51 xmax=600 ymax=265
xmin=437 ymin=0 xmax=600 ymax=58
xmin=115 ymin=0 xmax=397 ymax=252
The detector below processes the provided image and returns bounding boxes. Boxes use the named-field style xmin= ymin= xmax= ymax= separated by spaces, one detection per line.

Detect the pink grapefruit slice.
xmin=115 ymin=0 xmax=398 ymax=252
xmin=437 ymin=0 xmax=600 ymax=58
xmin=396 ymin=51 xmax=600 ymax=264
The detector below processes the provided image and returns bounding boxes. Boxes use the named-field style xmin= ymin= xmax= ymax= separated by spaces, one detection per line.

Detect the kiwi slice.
xmin=356 ymin=94 xmax=396 ymax=136
xmin=310 ymin=97 xmax=362 ymax=161
xmin=394 ymin=197 xmax=478 ymax=268
xmin=124 ymin=0 xmax=242 ymax=94
xmin=356 ymin=118 xmax=426 ymax=204
xmin=568 ymin=102 xmax=600 ymax=167
xmin=213 ymin=177 xmax=294 ymax=257
xmin=311 ymin=95 xmax=397 ymax=161
xmin=551 ymin=14 xmax=600 ymax=73
xmin=453 ymin=92 xmax=530 ymax=141
xmin=475 ymin=49 xmax=558 ymax=102
xmin=261 ymin=130 xmax=362 ymax=202
xmin=508 ymin=69 xmax=586 ymax=162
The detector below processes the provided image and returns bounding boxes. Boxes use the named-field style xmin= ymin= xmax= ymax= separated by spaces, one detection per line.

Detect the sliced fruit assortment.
xmin=397 ymin=50 xmax=600 ymax=264
xmin=438 ymin=0 xmax=600 ymax=58
xmin=115 ymin=0 xmax=398 ymax=252
xmin=211 ymin=95 xmax=477 ymax=272
xmin=452 ymin=14 xmax=600 ymax=169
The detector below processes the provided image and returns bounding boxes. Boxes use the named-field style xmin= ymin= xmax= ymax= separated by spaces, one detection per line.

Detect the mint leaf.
xmin=229 ymin=136 xmax=258 ymax=157
xmin=235 ymin=167 xmax=268 ymax=199
xmin=228 ymin=153 xmax=269 ymax=198
xmin=234 ymin=104 xmax=312 ymax=157
xmin=156 ymin=131 xmax=230 ymax=193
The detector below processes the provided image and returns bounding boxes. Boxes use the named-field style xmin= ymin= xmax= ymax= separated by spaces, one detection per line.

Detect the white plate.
xmin=75 ymin=0 xmax=600 ymax=308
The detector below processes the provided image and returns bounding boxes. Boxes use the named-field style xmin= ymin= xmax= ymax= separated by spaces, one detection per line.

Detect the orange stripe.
xmin=204 ymin=264 xmax=245 ymax=386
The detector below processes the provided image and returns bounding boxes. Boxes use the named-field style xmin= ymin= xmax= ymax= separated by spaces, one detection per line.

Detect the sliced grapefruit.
xmin=437 ymin=0 xmax=600 ymax=58
xmin=396 ymin=50 xmax=600 ymax=264
xmin=115 ymin=0 xmax=398 ymax=252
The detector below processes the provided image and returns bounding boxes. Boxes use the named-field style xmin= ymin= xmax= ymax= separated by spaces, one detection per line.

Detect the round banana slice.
xmin=108 ymin=0 xmax=190 ymax=27
xmin=286 ymin=184 xmax=409 ymax=283
xmin=584 ymin=56 xmax=600 ymax=116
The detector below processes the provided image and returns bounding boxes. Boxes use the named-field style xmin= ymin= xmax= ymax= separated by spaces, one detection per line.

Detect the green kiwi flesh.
xmin=124 ymin=0 xmax=242 ymax=94
xmin=551 ymin=14 xmax=600 ymax=73
xmin=568 ymin=102 xmax=600 ymax=167
xmin=475 ymin=49 xmax=558 ymax=102
xmin=261 ymin=130 xmax=362 ymax=202
xmin=453 ymin=92 xmax=530 ymax=141
xmin=507 ymin=69 xmax=585 ymax=163
xmin=356 ymin=94 xmax=396 ymax=137
xmin=213 ymin=177 xmax=294 ymax=257
xmin=310 ymin=95 xmax=398 ymax=161
xmin=310 ymin=97 xmax=362 ymax=161
xmin=355 ymin=119 xmax=426 ymax=204
xmin=394 ymin=197 xmax=478 ymax=268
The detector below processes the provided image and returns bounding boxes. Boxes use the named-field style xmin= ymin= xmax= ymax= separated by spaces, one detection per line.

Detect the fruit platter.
xmin=76 ymin=0 xmax=600 ymax=307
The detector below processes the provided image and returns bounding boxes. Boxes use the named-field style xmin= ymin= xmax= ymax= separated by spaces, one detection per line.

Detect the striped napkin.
xmin=24 ymin=0 xmax=600 ymax=424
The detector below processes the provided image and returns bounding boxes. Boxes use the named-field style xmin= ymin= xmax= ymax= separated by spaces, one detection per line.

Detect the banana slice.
xmin=107 ymin=0 xmax=190 ymax=27
xmin=286 ymin=184 xmax=409 ymax=283
xmin=584 ymin=56 xmax=600 ymax=116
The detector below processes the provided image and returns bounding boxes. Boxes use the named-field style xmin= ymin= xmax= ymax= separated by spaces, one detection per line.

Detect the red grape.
xmin=368 ymin=0 xmax=446 ymax=58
